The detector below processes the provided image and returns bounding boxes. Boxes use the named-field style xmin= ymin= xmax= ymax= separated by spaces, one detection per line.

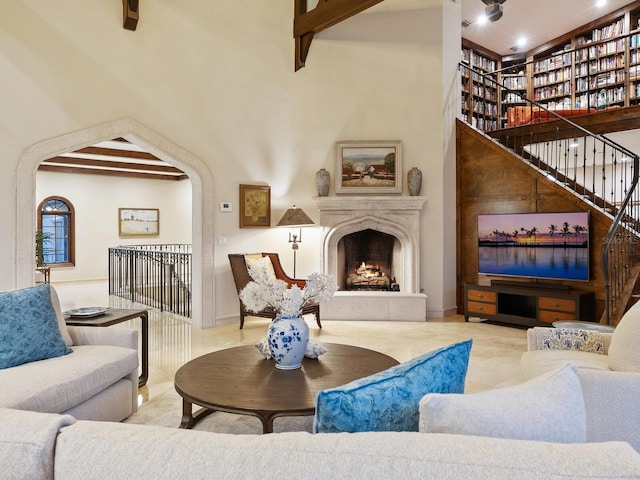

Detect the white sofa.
xmin=2 ymin=406 xmax=640 ymax=480
xmin=521 ymin=300 xmax=640 ymax=453
xmin=0 ymin=286 xmax=138 ymax=422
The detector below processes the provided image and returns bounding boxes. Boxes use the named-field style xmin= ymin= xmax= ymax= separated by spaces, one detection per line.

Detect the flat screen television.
xmin=477 ymin=212 xmax=589 ymax=282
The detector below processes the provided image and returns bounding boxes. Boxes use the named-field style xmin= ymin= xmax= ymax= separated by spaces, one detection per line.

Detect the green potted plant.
xmin=35 ymin=229 xmax=53 ymax=283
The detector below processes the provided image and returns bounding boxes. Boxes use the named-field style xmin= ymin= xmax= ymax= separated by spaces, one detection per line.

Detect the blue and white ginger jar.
xmin=267 ymin=315 xmax=309 ymax=370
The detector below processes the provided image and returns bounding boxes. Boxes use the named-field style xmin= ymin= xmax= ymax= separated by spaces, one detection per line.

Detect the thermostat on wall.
xmin=220 ymin=202 xmax=232 ymax=212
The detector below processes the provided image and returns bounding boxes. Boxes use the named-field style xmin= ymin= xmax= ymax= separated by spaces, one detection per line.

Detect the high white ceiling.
xmin=461 ymin=0 xmax=635 ymax=56
xmin=49 ymin=0 xmax=640 ymax=178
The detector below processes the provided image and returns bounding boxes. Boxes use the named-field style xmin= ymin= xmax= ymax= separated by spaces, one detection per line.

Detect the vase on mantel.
xmin=407 ymin=167 xmax=422 ymax=196
xmin=267 ymin=315 xmax=310 ymax=370
xmin=315 ymin=168 xmax=330 ymax=197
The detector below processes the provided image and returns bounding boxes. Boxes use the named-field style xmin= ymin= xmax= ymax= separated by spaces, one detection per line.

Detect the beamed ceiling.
xmin=38 ymin=138 xmax=187 ymax=181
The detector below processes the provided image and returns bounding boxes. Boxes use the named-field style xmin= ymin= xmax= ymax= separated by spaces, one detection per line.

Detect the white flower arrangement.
xmin=240 ymin=265 xmax=337 ymax=318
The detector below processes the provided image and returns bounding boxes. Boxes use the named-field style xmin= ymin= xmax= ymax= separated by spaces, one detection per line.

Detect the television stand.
xmin=464 ymin=283 xmax=595 ymax=328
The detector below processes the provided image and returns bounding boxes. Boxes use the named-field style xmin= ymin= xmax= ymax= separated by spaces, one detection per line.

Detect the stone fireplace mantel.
xmin=313 ymin=196 xmax=427 ymax=321
xmin=313 ymin=196 xmax=427 ymax=212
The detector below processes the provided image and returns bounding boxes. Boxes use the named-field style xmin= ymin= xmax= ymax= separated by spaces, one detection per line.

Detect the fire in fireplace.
xmin=346 ymin=261 xmax=392 ymax=290
xmin=340 ymin=229 xmax=398 ymax=291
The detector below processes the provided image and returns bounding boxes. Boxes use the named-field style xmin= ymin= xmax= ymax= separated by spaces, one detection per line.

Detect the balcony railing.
xmin=108 ymin=244 xmax=192 ymax=318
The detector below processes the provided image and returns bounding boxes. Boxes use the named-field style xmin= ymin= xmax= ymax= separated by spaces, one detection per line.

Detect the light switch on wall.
xmin=217 ymin=235 xmax=227 ymax=246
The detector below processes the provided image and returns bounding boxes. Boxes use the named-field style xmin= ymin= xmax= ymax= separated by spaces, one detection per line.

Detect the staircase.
xmin=459 ymin=63 xmax=640 ymax=325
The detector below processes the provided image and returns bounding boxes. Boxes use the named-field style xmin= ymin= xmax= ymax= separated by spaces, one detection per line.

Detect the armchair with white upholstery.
xmin=520 ymin=300 xmax=640 ymax=452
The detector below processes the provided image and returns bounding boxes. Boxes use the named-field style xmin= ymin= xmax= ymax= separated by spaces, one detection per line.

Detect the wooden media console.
xmin=464 ymin=281 xmax=595 ymax=328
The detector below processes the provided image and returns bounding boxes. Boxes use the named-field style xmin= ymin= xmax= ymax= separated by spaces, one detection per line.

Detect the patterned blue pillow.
xmin=0 ymin=284 xmax=72 ymax=369
xmin=313 ymin=339 xmax=472 ymax=433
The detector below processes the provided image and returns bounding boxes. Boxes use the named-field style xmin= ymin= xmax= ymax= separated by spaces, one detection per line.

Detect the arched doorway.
xmin=15 ymin=118 xmax=215 ymax=329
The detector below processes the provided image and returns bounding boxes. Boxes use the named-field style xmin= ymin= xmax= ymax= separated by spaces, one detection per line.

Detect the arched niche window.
xmin=37 ymin=196 xmax=75 ymax=266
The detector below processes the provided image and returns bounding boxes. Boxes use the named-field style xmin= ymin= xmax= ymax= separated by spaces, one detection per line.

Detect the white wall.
xmin=2 ymin=0 xmax=459 ymax=324
xmin=36 ymin=171 xmax=192 ymax=282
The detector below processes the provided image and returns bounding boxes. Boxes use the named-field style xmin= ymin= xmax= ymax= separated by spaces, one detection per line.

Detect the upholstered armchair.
xmin=520 ymin=301 xmax=640 ymax=451
xmin=228 ymin=253 xmax=321 ymax=330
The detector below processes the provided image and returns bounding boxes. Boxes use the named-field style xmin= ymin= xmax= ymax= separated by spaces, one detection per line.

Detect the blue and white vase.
xmin=267 ymin=315 xmax=309 ymax=370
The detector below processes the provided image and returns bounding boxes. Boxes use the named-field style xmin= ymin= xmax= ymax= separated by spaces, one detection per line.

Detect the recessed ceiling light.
xmin=516 ymin=37 xmax=527 ymax=48
xmin=596 ymin=0 xmax=607 ymax=7
xmin=476 ymin=14 xmax=488 ymax=25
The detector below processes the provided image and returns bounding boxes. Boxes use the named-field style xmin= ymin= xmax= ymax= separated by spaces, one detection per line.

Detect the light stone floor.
xmin=53 ymin=281 xmax=529 ymax=410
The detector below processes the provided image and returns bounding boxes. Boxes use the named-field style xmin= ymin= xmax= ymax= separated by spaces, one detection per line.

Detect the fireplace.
xmin=341 ymin=229 xmax=397 ymax=291
xmin=313 ymin=196 xmax=427 ymax=321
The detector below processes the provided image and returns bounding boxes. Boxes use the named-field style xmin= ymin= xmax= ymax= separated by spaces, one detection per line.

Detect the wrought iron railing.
xmin=108 ymin=244 xmax=192 ymax=318
xmin=459 ymin=62 xmax=640 ymax=324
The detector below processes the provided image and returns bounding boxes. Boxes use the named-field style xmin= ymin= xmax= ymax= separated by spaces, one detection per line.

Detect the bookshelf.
xmin=573 ymin=19 xmax=627 ymax=109
xmin=629 ymin=31 xmax=640 ymax=105
xmin=500 ymin=63 xmax=528 ymax=128
xmin=524 ymin=10 xmax=636 ymax=112
xmin=460 ymin=43 xmax=500 ymax=132
xmin=532 ymin=47 xmax=573 ymax=110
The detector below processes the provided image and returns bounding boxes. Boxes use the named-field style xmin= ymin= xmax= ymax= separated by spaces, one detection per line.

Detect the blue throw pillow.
xmin=313 ymin=339 xmax=472 ymax=433
xmin=0 ymin=284 xmax=72 ymax=369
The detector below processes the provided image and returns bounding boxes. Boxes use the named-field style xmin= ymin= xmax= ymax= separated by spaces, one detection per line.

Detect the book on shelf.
xmin=593 ymin=19 xmax=624 ymax=41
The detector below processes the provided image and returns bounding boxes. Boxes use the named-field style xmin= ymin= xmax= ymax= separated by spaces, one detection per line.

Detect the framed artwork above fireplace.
xmin=335 ymin=140 xmax=402 ymax=194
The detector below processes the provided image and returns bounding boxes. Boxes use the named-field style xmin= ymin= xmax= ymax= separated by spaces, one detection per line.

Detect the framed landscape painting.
xmin=239 ymin=184 xmax=271 ymax=228
xmin=335 ymin=140 xmax=402 ymax=194
xmin=119 ymin=208 xmax=159 ymax=237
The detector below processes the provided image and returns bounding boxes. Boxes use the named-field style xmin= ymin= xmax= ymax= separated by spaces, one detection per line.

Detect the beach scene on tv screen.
xmin=478 ymin=212 xmax=589 ymax=281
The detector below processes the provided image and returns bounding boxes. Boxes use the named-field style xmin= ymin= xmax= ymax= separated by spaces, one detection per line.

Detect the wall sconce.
xmin=276 ymin=205 xmax=315 ymax=277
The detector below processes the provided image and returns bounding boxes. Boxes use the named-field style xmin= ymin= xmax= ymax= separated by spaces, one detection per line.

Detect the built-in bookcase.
xmin=499 ymin=63 xmax=528 ymax=128
xmin=460 ymin=42 xmax=500 ymax=132
xmin=629 ymin=29 xmax=640 ymax=104
xmin=526 ymin=8 xmax=639 ymax=111
xmin=532 ymin=49 xmax=572 ymax=109
xmin=573 ymin=16 xmax=627 ymax=109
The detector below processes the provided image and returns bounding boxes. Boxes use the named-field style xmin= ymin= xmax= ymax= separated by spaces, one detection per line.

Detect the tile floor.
xmin=54 ymin=281 xmax=529 ymax=407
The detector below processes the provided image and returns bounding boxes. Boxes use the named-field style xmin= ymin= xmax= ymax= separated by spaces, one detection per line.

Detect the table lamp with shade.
xmin=276 ymin=205 xmax=315 ymax=277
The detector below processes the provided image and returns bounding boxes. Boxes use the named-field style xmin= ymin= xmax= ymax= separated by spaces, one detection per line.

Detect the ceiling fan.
xmin=481 ymin=0 xmax=507 ymax=22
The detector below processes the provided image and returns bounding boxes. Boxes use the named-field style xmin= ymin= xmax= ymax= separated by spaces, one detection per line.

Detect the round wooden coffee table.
xmin=174 ymin=343 xmax=398 ymax=433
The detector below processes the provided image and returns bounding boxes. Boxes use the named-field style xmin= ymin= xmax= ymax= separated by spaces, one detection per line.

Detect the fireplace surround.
xmin=313 ymin=196 xmax=427 ymax=321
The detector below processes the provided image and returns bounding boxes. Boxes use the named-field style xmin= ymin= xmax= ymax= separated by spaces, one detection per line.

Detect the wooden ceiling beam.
xmin=294 ymin=0 xmax=385 ymax=71
xmin=38 ymin=164 xmax=187 ymax=181
xmin=123 ymin=0 xmax=139 ymax=31
xmin=42 ymin=156 xmax=184 ymax=174
xmin=74 ymin=146 xmax=161 ymax=161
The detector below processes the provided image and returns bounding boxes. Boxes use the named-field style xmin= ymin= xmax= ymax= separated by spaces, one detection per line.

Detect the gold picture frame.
xmin=335 ymin=140 xmax=402 ymax=194
xmin=118 ymin=208 xmax=159 ymax=237
xmin=239 ymin=184 xmax=271 ymax=228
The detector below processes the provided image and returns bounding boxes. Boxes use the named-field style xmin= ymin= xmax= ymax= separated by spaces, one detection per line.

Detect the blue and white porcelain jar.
xmin=267 ymin=315 xmax=309 ymax=370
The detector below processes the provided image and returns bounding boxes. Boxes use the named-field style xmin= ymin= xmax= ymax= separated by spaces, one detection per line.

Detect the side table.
xmin=65 ymin=308 xmax=149 ymax=387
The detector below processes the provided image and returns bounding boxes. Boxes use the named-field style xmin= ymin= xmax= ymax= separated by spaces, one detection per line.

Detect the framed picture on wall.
xmin=335 ymin=140 xmax=402 ymax=194
xmin=239 ymin=184 xmax=271 ymax=228
xmin=118 ymin=208 xmax=160 ymax=237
